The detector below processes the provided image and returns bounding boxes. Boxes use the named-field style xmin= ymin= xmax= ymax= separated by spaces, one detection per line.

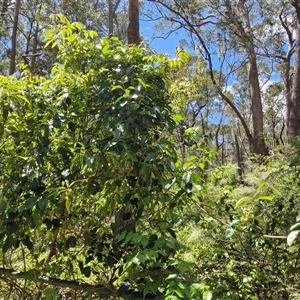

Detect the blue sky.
xmin=139 ymin=19 xmax=226 ymax=126
xmin=140 ymin=20 xmax=187 ymax=56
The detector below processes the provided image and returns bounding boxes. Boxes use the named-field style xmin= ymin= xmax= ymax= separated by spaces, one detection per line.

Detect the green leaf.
xmin=0 ymin=202 xmax=6 ymax=214
xmin=167 ymin=228 xmax=177 ymax=239
xmin=2 ymin=106 xmax=9 ymax=120
xmin=116 ymin=231 xmax=127 ymax=242
xmin=143 ymin=284 xmax=151 ymax=298
xmin=23 ymin=236 xmax=33 ymax=251
xmin=203 ymin=291 xmax=213 ymax=300
xmin=191 ymin=172 xmax=201 ymax=184
xmin=155 ymin=237 xmax=165 ymax=248
xmin=141 ymin=236 xmax=149 ymax=248
xmin=165 ymin=296 xmax=179 ymax=300
xmin=111 ymin=85 xmax=124 ymax=91
xmin=166 ymin=274 xmax=177 ymax=280
xmin=137 ymin=253 xmax=146 ymax=264
xmin=290 ymin=223 xmax=300 ymax=231
xmin=174 ymin=288 xmax=184 ymax=298
xmin=182 ymin=171 xmax=191 ymax=184
xmin=3 ymin=235 xmax=17 ymax=252
xmin=65 ymin=236 xmax=77 ymax=248
xmin=166 ymin=239 xmax=176 ymax=250
xmin=164 ymin=177 xmax=176 ymax=189
xmin=53 ymin=114 xmax=61 ymax=128
xmin=235 ymin=197 xmax=250 ymax=208
xmin=102 ymin=44 xmax=111 ymax=55
xmin=37 ymin=198 xmax=48 ymax=211
xmin=52 ymin=219 xmax=61 ymax=228
xmin=225 ymin=227 xmax=234 ymax=238
xmin=243 ymin=276 xmax=252 ymax=283
xmin=259 ymin=195 xmax=273 ymax=201
xmin=123 ymin=260 xmax=133 ymax=272
xmin=198 ymin=162 xmax=205 ymax=170
xmin=6 ymin=221 xmax=19 ymax=234
xmin=166 ymin=159 xmax=175 ymax=172
xmin=191 ymin=283 xmax=206 ymax=295
xmin=82 ymin=266 xmax=91 ymax=277
xmin=88 ymin=181 xmax=100 ymax=195
xmin=172 ymin=113 xmax=185 ymax=121
xmin=43 ymin=218 xmax=53 ymax=230
xmin=287 ymin=230 xmax=299 ymax=246
xmin=68 ymin=122 xmax=76 ymax=132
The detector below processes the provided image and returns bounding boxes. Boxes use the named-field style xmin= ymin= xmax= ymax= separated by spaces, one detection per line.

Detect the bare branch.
xmin=0 ymin=267 xmax=158 ymax=300
xmin=279 ymin=7 xmax=294 ymax=49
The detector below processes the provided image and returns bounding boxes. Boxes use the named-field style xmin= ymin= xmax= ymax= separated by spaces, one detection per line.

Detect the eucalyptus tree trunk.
xmin=9 ymin=0 xmax=20 ymax=75
xmin=127 ymin=0 xmax=140 ymax=44
xmin=233 ymin=0 xmax=268 ymax=155
xmin=282 ymin=53 xmax=293 ymax=143
xmin=107 ymin=0 xmax=122 ymax=36
xmin=247 ymin=50 xmax=268 ymax=155
xmin=222 ymin=0 xmax=268 ymax=155
xmin=287 ymin=0 xmax=300 ymax=141
xmin=30 ymin=20 xmax=39 ymax=73
xmin=233 ymin=131 xmax=244 ymax=179
xmin=107 ymin=0 xmax=114 ymax=35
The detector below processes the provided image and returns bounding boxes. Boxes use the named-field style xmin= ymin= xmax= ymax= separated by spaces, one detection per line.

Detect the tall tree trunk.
xmin=127 ymin=0 xmax=140 ymax=45
xmin=233 ymin=131 xmax=244 ymax=179
xmin=107 ymin=0 xmax=114 ymax=35
xmin=9 ymin=0 xmax=21 ymax=75
xmin=235 ymin=0 xmax=268 ymax=155
xmin=107 ymin=0 xmax=122 ymax=37
xmin=30 ymin=21 xmax=39 ymax=73
xmin=278 ymin=6 xmax=294 ymax=143
xmin=287 ymin=0 xmax=300 ymax=141
xmin=247 ymin=50 xmax=268 ymax=155
xmin=283 ymin=57 xmax=293 ymax=141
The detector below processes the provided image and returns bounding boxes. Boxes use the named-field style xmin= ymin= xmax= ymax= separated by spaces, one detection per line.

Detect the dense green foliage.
xmin=1 ymin=6 xmax=300 ymax=300
xmin=0 ymin=17 xmax=206 ymax=299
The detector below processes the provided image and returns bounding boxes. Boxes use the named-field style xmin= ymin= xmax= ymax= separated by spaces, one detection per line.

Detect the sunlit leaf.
xmin=259 ymin=195 xmax=273 ymax=201
xmin=287 ymin=230 xmax=299 ymax=246
xmin=203 ymin=291 xmax=212 ymax=300
xmin=235 ymin=197 xmax=250 ymax=207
